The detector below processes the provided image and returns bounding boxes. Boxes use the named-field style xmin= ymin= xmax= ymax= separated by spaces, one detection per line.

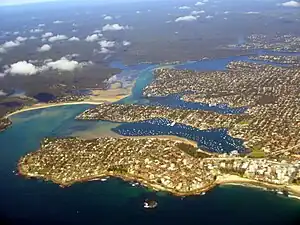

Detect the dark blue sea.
xmin=1 ymin=54 xmax=300 ymax=225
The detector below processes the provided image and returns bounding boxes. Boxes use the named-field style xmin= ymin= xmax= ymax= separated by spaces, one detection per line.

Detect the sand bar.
xmin=5 ymin=101 xmax=103 ymax=118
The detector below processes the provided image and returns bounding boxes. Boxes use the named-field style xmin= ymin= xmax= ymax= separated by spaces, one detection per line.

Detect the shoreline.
xmin=216 ymin=175 xmax=300 ymax=198
xmin=17 ymin=165 xmax=300 ymax=200
xmin=4 ymin=83 xmax=134 ymax=119
xmin=5 ymin=101 xmax=104 ymax=118
xmin=125 ymin=135 xmax=199 ymax=148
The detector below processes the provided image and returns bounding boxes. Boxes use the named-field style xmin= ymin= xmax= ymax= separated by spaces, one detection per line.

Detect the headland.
xmin=18 ymin=137 xmax=300 ymax=197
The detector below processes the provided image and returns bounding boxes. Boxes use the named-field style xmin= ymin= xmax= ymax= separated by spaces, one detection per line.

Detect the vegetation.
xmin=176 ymin=143 xmax=210 ymax=158
xmin=249 ymin=145 xmax=265 ymax=158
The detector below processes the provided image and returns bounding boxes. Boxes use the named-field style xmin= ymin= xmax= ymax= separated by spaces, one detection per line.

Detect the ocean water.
xmin=1 ymin=55 xmax=300 ymax=225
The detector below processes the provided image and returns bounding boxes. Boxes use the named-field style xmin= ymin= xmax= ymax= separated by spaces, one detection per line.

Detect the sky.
xmin=0 ymin=0 xmax=141 ymax=6
xmin=1 ymin=0 xmax=300 ymax=7
xmin=0 ymin=0 xmax=60 ymax=6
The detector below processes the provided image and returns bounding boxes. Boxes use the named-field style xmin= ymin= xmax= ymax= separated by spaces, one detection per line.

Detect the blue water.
xmin=258 ymin=49 xmax=300 ymax=56
xmin=113 ymin=118 xmax=246 ymax=154
xmin=140 ymin=94 xmax=247 ymax=114
xmin=1 ymin=54 xmax=300 ymax=225
xmin=175 ymin=56 xmax=250 ymax=71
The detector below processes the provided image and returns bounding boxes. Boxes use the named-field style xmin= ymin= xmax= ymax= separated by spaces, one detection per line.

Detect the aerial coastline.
xmin=1 ymin=77 xmax=136 ymax=118
xmin=2 ymin=0 xmax=300 ymax=223
xmin=18 ymin=137 xmax=300 ymax=198
xmin=10 ymin=44 xmax=300 ymax=201
xmin=5 ymin=101 xmax=102 ymax=118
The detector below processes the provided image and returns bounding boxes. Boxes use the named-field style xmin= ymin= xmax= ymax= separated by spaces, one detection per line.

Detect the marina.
xmin=112 ymin=118 xmax=245 ymax=154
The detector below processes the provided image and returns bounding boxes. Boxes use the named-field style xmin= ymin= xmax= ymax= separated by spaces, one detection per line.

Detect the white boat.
xmin=200 ymin=192 xmax=206 ymax=195
xmin=100 ymin=177 xmax=109 ymax=181
xmin=131 ymin=182 xmax=139 ymax=187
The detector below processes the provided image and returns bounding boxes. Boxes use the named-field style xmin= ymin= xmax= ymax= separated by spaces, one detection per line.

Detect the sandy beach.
xmin=5 ymin=85 xmax=133 ymax=118
xmin=216 ymin=174 xmax=300 ymax=199
xmin=5 ymin=101 xmax=103 ymax=118
xmin=216 ymin=174 xmax=283 ymax=190
xmin=216 ymin=174 xmax=257 ymax=185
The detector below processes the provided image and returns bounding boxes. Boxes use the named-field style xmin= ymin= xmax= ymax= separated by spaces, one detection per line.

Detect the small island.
xmin=144 ymin=199 xmax=158 ymax=209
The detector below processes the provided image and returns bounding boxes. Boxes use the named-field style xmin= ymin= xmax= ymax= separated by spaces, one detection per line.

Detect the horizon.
xmin=0 ymin=0 xmax=166 ymax=7
xmin=0 ymin=0 xmax=299 ymax=7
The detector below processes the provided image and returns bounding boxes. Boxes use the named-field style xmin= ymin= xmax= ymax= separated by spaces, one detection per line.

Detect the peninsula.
xmin=0 ymin=118 xmax=12 ymax=132
xmin=18 ymin=137 xmax=300 ymax=196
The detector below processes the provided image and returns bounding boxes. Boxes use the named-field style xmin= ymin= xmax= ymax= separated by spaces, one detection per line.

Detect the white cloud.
xmin=175 ymin=15 xmax=197 ymax=22
xmin=191 ymin=10 xmax=205 ymax=15
xmin=64 ymin=53 xmax=80 ymax=59
xmin=102 ymin=24 xmax=129 ymax=31
xmin=37 ymin=44 xmax=51 ymax=52
xmin=85 ymin=34 xmax=101 ymax=42
xmin=0 ymin=90 xmax=6 ymax=96
xmin=53 ymin=20 xmax=63 ymax=24
xmin=179 ymin=6 xmax=190 ymax=9
xmin=29 ymin=36 xmax=37 ymax=40
xmin=30 ymin=28 xmax=43 ymax=33
xmin=0 ymin=72 xmax=5 ymax=77
xmin=38 ymin=23 xmax=45 ymax=27
xmin=29 ymin=59 xmax=39 ymax=64
xmin=16 ymin=36 xmax=27 ymax=42
xmin=5 ymin=61 xmax=39 ymax=75
xmin=98 ymin=40 xmax=115 ymax=48
xmin=205 ymin=15 xmax=214 ymax=19
xmin=245 ymin=11 xmax=260 ymax=14
xmin=2 ymin=41 xmax=20 ymax=48
xmin=107 ymin=75 xmax=117 ymax=83
xmin=0 ymin=47 xmax=6 ymax=53
xmin=4 ymin=57 xmax=91 ymax=75
xmin=0 ymin=0 xmax=59 ymax=6
xmin=224 ymin=11 xmax=230 ymax=14
xmin=122 ymin=40 xmax=131 ymax=46
xmin=195 ymin=1 xmax=204 ymax=6
xmin=282 ymin=1 xmax=300 ymax=7
xmin=48 ymin=35 xmax=68 ymax=42
xmin=136 ymin=10 xmax=141 ymax=14
xmin=13 ymin=31 xmax=19 ymax=35
xmin=99 ymin=47 xmax=111 ymax=54
xmin=46 ymin=57 xmax=81 ymax=71
xmin=104 ymin=15 xmax=113 ymax=20
xmin=93 ymin=29 xmax=102 ymax=33
xmin=68 ymin=36 xmax=80 ymax=41
xmin=41 ymin=32 xmax=53 ymax=38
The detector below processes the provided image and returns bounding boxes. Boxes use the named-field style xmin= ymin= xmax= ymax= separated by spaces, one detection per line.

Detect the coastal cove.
xmin=1 ymin=53 xmax=300 ymax=225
